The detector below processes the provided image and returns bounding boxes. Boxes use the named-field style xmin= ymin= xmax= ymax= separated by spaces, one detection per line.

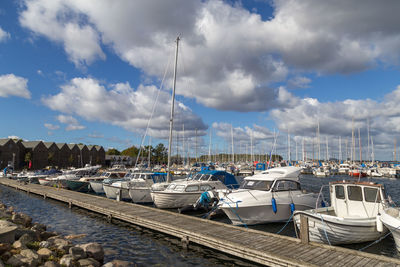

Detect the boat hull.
xmin=89 ymin=181 xmax=105 ymax=194
xmin=220 ymin=202 xmax=313 ymax=225
xmin=103 ymin=184 xmax=130 ymax=201
xmin=294 ymin=208 xmax=387 ymax=245
xmin=128 ymin=188 xmax=152 ymax=203
xmin=380 ymin=208 xmax=400 ymax=251
xmin=65 ymin=180 xmax=89 ymax=192
xmin=151 ymin=191 xmax=201 ymax=209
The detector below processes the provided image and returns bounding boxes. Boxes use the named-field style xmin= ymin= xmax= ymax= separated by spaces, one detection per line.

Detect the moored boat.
xmin=380 ymin=206 xmax=400 ymax=251
xmin=218 ymin=166 xmax=319 ymax=225
xmin=293 ymin=180 xmax=388 ymax=245
xmin=151 ymin=170 xmax=239 ymax=209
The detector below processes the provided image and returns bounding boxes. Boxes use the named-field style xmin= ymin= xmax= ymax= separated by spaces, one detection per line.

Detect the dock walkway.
xmin=1 ymin=178 xmax=399 ymax=267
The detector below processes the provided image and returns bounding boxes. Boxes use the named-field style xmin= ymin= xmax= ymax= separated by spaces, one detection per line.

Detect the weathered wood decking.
xmin=1 ymin=178 xmax=399 ymax=267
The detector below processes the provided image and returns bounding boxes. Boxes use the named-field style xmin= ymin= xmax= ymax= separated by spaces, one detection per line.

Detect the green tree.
xmin=106 ymin=148 xmax=121 ymax=155
xmin=121 ymin=146 xmax=139 ymax=158
xmin=153 ymin=143 xmax=168 ymax=164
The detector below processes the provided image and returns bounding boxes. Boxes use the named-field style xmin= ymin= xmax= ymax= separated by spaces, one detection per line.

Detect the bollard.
xmin=116 ymin=189 xmax=122 ymax=202
xmin=300 ymin=214 xmax=309 ymax=244
xmin=181 ymin=236 xmax=189 ymax=249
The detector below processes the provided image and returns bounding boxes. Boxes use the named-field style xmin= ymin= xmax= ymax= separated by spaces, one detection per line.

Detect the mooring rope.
xmin=276 ymin=212 xmax=294 ymax=234
xmin=318 ymin=213 xmax=332 ymax=246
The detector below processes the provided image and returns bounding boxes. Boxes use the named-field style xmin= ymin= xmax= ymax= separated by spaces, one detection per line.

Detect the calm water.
xmin=1 ymin=175 xmax=400 ymax=265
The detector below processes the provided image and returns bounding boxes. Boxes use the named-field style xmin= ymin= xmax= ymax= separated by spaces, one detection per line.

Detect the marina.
xmin=1 ymin=177 xmax=400 ymax=266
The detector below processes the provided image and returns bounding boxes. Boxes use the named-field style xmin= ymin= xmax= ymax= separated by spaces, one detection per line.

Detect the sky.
xmin=1 ymin=0 xmax=400 ymax=161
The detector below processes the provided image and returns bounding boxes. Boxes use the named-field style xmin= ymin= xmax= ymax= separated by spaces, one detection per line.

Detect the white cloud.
xmin=287 ymin=76 xmax=311 ymax=89
xmin=19 ymin=0 xmax=105 ymax=67
xmin=56 ymin=115 xmax=85 ymax=131
xmin=18 ymin=0 xmax=400 ymax=115
xmin=0 ymin=74 xmax=31 ymax=99
xmin=43 ymin=77 xmax=207 ymax=138
xmin=44 ymin=123 xmax=60 ymax=130
xmin=21 ymin=0 xmax=400 ymax=113
xmin=268 ymin=85 xmax=400 ymax=160
xmin=0 ymin=27 xmax=10 ymax=42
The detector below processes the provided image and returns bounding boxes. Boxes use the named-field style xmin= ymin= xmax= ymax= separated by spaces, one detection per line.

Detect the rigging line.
xmin=132 ymin=46 xmax=175 ymax=169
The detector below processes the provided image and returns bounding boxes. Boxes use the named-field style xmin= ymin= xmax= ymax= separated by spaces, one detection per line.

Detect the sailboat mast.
xmin=167 ymin=36 xmax=180 ymax=183
xmin=231 ymin=125 xmax=234 ymax=163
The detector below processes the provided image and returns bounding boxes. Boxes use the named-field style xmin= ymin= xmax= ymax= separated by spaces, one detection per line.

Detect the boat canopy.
xmin=195 ymin=170 xmax=239 ymax=189
xmin=244 ymin=166 xmax=301 ymax=182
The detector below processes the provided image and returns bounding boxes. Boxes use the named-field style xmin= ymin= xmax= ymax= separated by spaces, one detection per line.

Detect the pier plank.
xmin=1 ymin=178 xmax=400 ymax=267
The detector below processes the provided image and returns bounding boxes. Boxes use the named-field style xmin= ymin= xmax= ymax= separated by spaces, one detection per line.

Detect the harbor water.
xmin=1 ymin=174 xmax=400 ymax=265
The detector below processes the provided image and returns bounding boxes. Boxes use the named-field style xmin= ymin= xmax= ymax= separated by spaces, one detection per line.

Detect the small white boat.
xmin=218 ymin=166 xmax=319 ymax=225
xmin=103 ymin=179 xmax=131 ymax=201
xmin=380 ymin=207 xmax=400 ymax=251
xmin=151 ymin=170 xmax=239 ymax=209
xmin=293 ymin=180 xmax=388 ymax=245
xmin=38 ymin=165 xmax=101 ymax=187
xmin=128 ymin=172 xmax=167 ymax=203
xmin=88 ymin=171 xmax=127 ymax=194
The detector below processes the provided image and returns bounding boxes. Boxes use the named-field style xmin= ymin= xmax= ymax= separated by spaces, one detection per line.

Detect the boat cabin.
xmin=240 ymin=166 xmax=302 ymax=192
xmin=330 ymin=181 xmax=386 ymax=218
xmin=165 ymin=170 xmax=239 ymax=193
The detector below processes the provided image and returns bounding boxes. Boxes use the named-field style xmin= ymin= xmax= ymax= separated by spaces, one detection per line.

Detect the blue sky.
xmin=1 ymin=0 xmax=400 ymax=161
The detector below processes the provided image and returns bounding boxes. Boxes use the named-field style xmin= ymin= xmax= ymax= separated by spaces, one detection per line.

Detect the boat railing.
xmin=316 ymin=185 xmax=330 ymax=209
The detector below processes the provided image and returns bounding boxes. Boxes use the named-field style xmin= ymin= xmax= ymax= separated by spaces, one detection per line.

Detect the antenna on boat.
xmin=167 ymin=36 xmax=180 ymax=183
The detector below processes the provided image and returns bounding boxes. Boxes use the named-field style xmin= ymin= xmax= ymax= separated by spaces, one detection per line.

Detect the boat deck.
xmin=1 ymin=178 xmax=399 ymax=267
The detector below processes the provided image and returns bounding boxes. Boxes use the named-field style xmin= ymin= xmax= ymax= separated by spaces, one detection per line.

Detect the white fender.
xmin=376 ymin=213 xmax=383 ymax=232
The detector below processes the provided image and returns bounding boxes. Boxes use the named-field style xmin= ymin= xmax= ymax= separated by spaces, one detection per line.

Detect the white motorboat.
xmin=128 ymin=172 xmax=167 ymax=203
xmin=151 ymin=170 xmax=239 ymax=209
xmin=88 ymin=171 xmax=127 ymax=194
xmin=367 ymin=167 xmax=383 ymax=177
xmin=293 ymin=180 xmax=388 ymax=245
xmin=338 ymin=163 xmax=350 ymax=175
xmin=380 ymin=206 xmax=400 ymax=251
xmin=102 ymin=171 xmax=136 ymax=200
xmin=218 ymin=166 xmax=319 ymax=225
xmin=38 ymin=165 xmax=101 ymax=187
xmin=313 ymin=166 xmax=330 ymax=177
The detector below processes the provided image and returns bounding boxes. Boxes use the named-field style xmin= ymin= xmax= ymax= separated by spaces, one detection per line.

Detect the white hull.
xmin=381 ymin=207 xmax=400 ymax=251
xmin=294 ymin=208 xmax=387 ymax=245
xmin=151 ymin=191 xmax=201 ymax=209
xmin=103 ymin=184 xmax=130 ymax=201
xmin=221 ymin=203 xmax=312 ymax=225
xmin=89 ymin=181 xmax=105 ymax=194
xmin=128 ymin=188 xmax=152 ymax=203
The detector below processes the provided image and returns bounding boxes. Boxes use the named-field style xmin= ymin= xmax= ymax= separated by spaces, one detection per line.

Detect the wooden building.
xmin=21 ymin=141 xmax=48 ymax=170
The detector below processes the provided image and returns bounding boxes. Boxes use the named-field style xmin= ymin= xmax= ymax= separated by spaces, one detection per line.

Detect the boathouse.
xmin=0 ymin=138 xmax=105 ymax=170
xmin=21 ymin=141 xmax=48 ymax=170
xmin=0 ymin=138 xmax=22 ymax=170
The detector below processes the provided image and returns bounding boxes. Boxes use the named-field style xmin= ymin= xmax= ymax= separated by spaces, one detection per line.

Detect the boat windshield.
xmin=241 ymin=180 xmax=273 ymax=191
xmin=190 ymin=173 xmax=203 ymax=180
xmin=199 ymin=174 xmax=211 ymax=181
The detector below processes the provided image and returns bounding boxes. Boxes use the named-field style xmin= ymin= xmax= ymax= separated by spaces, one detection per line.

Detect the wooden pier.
xmin=1 ymin=178 xmax=399 ymax=267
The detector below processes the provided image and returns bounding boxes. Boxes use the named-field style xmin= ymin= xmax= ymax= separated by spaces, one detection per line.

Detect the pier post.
xmin=181 ymin=235 xmax=189 ymax=249
xmin=300 ymin=214 xmax=309 ymax=244
xmin=107 ymin=214 xmax=112 ymax=223
xmin=43 ymin=194 xmax=47 ymax=200
xmin=69 ymin=201 xmax=72 ymax=209
xmin=116 ymin=189 xmax=122 ymax=202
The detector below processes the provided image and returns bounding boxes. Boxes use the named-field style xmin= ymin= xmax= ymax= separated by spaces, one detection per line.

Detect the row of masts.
xmin=164 ymin=37 xmax=393 ymax=178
